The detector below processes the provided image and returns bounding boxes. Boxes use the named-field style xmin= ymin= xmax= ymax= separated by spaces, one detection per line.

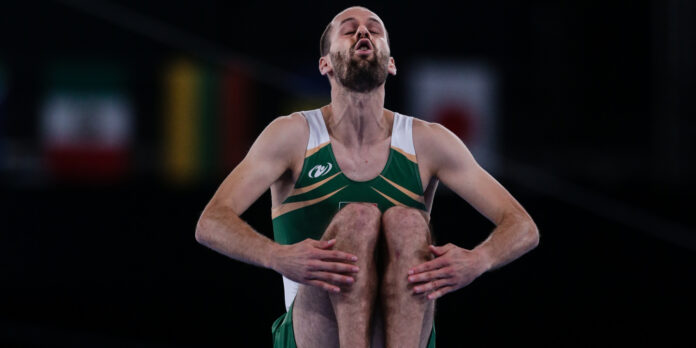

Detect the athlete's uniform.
xmin=271 ymin=109 xmax=436 ymax=347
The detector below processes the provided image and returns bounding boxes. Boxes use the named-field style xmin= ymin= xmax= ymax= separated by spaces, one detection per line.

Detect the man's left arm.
xmin=408 ymin=122 xmax=540 ymax=300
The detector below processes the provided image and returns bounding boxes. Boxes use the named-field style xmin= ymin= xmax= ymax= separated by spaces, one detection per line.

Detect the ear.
xmin=319 ymin=56 xmax=333 ymax=76
xmin=388 ymin=57 xmax=397 ymax=75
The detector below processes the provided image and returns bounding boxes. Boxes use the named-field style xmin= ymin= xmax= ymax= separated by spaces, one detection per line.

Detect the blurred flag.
xmin=163 ymin=59 xmax=202 ymax=184
xmin=162 ymin=59 xmax=253 ymax=185
xmin=41 ymin=63 xmax=133 ymax=182
xmin=408 ymin=61 xmax=499 ymax=174
xmin=220 ymin=63 xmax=252 ymax=172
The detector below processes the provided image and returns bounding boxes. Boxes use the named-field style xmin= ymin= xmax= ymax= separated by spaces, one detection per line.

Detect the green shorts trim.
xmin=272 ymin=301 xmax=436 ymax=348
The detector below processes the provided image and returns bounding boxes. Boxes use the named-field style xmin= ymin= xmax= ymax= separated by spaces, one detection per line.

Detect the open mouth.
xmin=354 ymin=38 xmax=373 ymax=55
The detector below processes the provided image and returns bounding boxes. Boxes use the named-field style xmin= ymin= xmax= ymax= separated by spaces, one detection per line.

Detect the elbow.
xmin=195 ymin=213 xmax=212 ymax=245
xmin=526 ymin=219 xmax=540 ymax=250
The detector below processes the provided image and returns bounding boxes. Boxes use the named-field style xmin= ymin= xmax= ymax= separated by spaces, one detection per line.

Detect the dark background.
xmin=1 ymin=0 xmax=695 ymax=347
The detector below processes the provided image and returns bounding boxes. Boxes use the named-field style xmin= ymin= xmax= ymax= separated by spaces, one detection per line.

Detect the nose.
xmin=356 ymin=25 xmax=370 ymax=39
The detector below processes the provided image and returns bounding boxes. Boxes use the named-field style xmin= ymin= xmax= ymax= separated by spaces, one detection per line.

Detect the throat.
xmin=330 ymin=135 xmax=392 ymax=182
xmin=323 ymin=105 xmax=392 ymax=147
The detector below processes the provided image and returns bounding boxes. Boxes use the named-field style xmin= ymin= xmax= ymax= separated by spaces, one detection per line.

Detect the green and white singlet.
xmin=272 ymin=108 xmax=427 ymax=309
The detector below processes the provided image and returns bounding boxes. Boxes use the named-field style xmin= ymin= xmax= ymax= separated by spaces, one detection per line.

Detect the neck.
xmin=326 ymin=83 xmax=390 ymax=148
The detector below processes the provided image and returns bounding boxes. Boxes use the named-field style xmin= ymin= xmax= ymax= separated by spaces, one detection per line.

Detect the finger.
xmin=314 ymin=239 xmax=336 ymax=249
xmin=427 ymin=286 xmax=455 ymax=300
xmin=316 ymin=249 xmax=358 ymax=262
xmin=309 ymin=260 xmax=360 ymax=273
xmin=311 ymin=271 xmax=355 ymax=285
xmin=413 ymin=279 xmax=454 ymax=294
xmin=307 ymin=280 xmax=341 ymax=293
xmin=408 ymin=258 xmax=447 ymax=275
xmin=408 ymin=268 xmax=450 ymax=283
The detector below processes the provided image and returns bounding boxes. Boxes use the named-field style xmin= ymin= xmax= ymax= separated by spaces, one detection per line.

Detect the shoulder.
xmin=252 ymin=112 xmax=309 ymax=161
xmin=265 ymin=112 xmax=308 ymax=137
xmin=412 ymin=117 xmax=463 ymax=154
xmin=411 ymin=117 xmax=474 ymax=173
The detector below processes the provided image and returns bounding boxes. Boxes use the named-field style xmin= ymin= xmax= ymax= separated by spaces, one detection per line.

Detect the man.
xmin=195 ymin=6 xmax=539 ymax=348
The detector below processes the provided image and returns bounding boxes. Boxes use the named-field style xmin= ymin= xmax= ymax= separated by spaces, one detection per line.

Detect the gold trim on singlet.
xmin=390 ymin=146 xmax=417 ymax=163
xmin=272 ymin=186 xmax=348 ymax=219
xmin=371 ymin=187 xmax=406 ymax=207
xmin=305 ymin=141 xmax=330 ymax=158
xmin=379 ymin=175 xmax=425 ymax=203
xmin=287 ymin=172 xmax=342 ymax=197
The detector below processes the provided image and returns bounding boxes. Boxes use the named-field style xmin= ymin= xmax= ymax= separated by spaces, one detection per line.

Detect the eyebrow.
xmin=339 ymin=17 xmax=382 ymax=27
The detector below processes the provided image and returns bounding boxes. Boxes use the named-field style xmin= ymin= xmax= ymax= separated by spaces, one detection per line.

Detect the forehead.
xmin=332 ymin=7 xmax=385 ymax=29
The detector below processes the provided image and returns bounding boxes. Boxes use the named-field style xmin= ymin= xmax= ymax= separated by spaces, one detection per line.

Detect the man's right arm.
xmin=195 ymin=114 xmax=358 ymax=292
xmin=195 ymin=114 xmax=303 ymax=268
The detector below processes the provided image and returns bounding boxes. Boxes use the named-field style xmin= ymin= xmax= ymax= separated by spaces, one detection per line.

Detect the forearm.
xmin=195 ymin=205 xmax=280 ymax=270
xmin=472 ymin=214 xmax=539 ymax=272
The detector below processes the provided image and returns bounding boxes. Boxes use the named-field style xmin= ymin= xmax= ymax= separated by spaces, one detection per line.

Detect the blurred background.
xmin=1 ymin=0 xmax=695 ymax=346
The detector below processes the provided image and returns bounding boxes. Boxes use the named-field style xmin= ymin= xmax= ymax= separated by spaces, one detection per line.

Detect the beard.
xmin=330 ymin=46 xmax=390 ymax=93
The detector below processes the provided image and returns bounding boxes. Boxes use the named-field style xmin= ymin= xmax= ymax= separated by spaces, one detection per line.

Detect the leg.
xmin=293 ymin=203 xmax=381 ymax=348
xmin=380 ymin=206 xmax=434 ymax=348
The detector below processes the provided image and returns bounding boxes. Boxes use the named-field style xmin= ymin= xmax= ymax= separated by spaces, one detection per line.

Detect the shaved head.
xmin=319 ymin=6 xmax=390 ymax=56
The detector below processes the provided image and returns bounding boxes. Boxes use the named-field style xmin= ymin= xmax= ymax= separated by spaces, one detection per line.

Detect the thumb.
xmin=429 ymin=244 xmax=452 ymax=256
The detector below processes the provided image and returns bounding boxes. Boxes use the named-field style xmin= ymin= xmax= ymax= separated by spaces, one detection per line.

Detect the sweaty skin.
xmin=196 ymin=6 xmax=539 ymax=347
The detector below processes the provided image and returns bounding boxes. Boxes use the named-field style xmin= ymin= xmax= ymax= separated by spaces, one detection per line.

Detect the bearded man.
xmin=195 ymin=6 xmax=539 ymax=348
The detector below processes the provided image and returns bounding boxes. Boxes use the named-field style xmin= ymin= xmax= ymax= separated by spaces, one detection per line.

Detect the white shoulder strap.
xmin=301 ymin=109 xmax=330 ymax=150
xmin=391 ymin=113 xmax=416 ymax=156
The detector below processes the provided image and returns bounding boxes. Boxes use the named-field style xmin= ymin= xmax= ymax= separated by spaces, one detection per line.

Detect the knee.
xmin=382 ymin=206 xmax=429 ymax=235
xmin=332 ymin=203 xmax=381 ymax=239
xmin=382 ymin=206 xmax=431 ymax=254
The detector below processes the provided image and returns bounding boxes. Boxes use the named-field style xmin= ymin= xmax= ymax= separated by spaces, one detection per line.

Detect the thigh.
xmin=294 ymin=285 xmax=389 ymax=348
xmin=292 ymin=205 xmax=359 ymax=348
xmin=293 ymin=283 xmax=339 ymax=348
xmin=293 ymin=203 xmax=381 ymax=348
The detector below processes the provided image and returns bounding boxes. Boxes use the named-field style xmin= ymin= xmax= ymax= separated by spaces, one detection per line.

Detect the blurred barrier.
xmin=502 ymin=159 xmax=696 ymax=251
xmin=54 ymin=0 xmax=311 ymax=97
xmin=0 ymin=63 xmax=6 ymax=166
